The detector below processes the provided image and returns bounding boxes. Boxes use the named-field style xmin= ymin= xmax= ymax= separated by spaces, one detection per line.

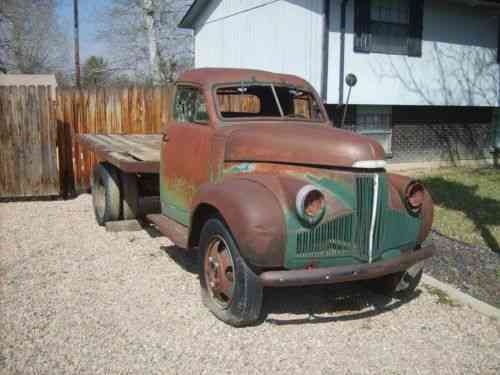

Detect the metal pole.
xmin=341 ymin=86 xmax=352 ymax=128
xmin=339 ymin=0 xmax=349 ymax=105
xmin=320 ymin=0 xmax=331 ymax=102
xmin=73 ymin=0 xmax=81 ymax=88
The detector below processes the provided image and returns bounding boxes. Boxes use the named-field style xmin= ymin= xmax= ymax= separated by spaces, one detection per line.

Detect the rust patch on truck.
xmin=224 ymin=123 xmax=385 ymax=168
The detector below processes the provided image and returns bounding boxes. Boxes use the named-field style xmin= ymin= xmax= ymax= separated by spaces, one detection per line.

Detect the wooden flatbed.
xmin=78 ymin=134 xmax=161 ymax=174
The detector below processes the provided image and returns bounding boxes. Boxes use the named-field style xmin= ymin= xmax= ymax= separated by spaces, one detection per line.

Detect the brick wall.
xmin=390 ymin=122 xmax=494 ymax=163
xmin=326 ymin=104 xmax=495 ymax=163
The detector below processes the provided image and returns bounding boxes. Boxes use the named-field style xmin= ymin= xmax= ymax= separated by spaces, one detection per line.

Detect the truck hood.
xmin=218 ymin=123 xmax=385 ymax=168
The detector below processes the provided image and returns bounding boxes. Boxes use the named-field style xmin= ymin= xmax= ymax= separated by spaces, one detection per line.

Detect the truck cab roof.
xmin=177 ymin=68 xmax=312 ymax=89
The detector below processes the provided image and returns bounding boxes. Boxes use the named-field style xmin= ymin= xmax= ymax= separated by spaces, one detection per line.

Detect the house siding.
xmin=328 ymin=0 xmax=499 ymax=106
xmin=194 ymin=0 xmax=324 ymax=94
xmin=193 ymin=0 xmax=499 ymax=107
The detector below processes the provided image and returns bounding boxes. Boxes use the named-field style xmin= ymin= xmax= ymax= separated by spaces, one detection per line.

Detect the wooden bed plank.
xmin=78 ymin=134 xmax=161 ymax=173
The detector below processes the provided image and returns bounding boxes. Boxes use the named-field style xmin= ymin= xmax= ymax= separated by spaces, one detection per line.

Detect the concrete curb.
xmin=422 ymin=274 xmax=500 ymax=320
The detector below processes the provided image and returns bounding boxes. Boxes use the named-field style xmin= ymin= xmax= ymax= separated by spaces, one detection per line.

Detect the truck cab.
xmin=158 ymin=68 xmax=434 ymax=326
xmin=86 ymin=68 xmax=434 ymax=326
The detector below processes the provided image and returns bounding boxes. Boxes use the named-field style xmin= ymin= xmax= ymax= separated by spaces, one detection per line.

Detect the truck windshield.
xmin=216 ymin=84 xmax=324 ymax=122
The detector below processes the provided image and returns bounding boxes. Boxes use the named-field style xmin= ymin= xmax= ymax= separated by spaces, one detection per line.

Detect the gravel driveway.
xmin=1 ymin=195 xmax=500 ymax=375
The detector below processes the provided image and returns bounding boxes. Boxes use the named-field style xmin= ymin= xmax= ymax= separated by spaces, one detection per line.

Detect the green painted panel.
xmin=307 ymin=175 xmax=355 ymax=209
xmin=159 ymin=178 xmax=189 ymax=226
xmin=284 ymin=173 xmax=422 ymax=269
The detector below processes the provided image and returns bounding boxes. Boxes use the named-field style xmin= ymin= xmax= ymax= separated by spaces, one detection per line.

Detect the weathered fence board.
xmin=1 ymin=85 xmax=173 ymax=198
xmin=0 ymin=86 xmax=59 ymax=198
xmin=56 ymin=86 xmax=173 ymax=195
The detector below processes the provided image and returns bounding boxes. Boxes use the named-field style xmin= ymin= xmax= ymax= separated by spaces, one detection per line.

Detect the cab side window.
xmin=174 ymin=86 xmax=209 ymax=124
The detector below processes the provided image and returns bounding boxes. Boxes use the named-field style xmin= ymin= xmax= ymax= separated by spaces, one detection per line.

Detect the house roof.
xmin=179 ymin=0 xmax=210 ymax=29
xmin=179 ymin=0 xmax=500 ymax=29
xmin=0 ymin=74 xmax=58 ymax=96
xmin=177 ymin=68 xmax=312 ymax=88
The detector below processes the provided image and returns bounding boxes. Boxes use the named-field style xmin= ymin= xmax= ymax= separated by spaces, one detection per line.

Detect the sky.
xmin=56 ymin=0 xmax=111 ymax=62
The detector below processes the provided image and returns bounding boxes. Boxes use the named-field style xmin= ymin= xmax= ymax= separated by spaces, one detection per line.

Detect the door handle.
xmin=162 ymin=133 xmax=169 ymax=142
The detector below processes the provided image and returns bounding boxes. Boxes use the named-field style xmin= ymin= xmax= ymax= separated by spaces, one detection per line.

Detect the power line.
xmin=74 ymin=0 xmax=81 ymax=87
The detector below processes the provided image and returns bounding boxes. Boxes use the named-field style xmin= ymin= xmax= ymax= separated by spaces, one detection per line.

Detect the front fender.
xmin=191 ymin=176 xmax=286 ymax=268
xmin=387 ymin=173 xmax=434 ymax=243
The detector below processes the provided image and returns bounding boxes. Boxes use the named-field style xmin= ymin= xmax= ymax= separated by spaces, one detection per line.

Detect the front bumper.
xmin=259 ymin=243 xmax=435 ymax=287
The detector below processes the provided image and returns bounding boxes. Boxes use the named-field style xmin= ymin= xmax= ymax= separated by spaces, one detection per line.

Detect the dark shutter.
xmin=408 ymin=0 xmax=424 ymax=57
xmin=497 ymin=16 xmax=500 ymax=63
xmin=354 ymin=0 xmax=371 ymax=53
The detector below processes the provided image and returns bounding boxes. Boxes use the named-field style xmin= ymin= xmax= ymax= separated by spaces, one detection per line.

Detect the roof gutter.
xmin=339 ymin=0 xmax=349 ymax=105
xmin=179 ymin=0 xmax=209 ymax=29
xmin=320 ymin=0 xmax=331 ymax=101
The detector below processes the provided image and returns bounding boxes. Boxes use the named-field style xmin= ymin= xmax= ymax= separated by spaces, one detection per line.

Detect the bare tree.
xmin=0 ymin=0 xmax=70 ymax=74
xmin=370 ymin=42 xmax=499 ymax=163
xmin=373 ymin=42 xmax=499 ymax=106
xmin=97 ymin=0 xmax=193 ymax=84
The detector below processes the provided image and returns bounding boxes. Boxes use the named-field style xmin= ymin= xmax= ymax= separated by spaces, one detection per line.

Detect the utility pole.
xmin=73 ymin=0 xmax=81 ymax=87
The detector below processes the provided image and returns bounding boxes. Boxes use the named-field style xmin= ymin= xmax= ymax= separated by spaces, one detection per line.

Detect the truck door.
xmin=160 ymin=85 xmax=213 ymax=226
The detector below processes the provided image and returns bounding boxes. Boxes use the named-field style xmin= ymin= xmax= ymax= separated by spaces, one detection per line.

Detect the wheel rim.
xmin=92 ymin=172 xmax=106 ymax=219
xmin=204 ymin=235 xmax=236 ymax=308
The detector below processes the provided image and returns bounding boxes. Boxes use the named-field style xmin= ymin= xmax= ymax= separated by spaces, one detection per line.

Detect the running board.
xmin=146 ymin=214 xmax=189 ymax=248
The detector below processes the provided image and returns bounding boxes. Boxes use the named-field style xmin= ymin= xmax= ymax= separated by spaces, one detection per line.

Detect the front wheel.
xmin=199 ymin=218 xmax=263 ymax=326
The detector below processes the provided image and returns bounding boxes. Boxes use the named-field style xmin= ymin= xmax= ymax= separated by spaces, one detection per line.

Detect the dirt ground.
xmin=1 ymin=195 xmax=499 ymax=375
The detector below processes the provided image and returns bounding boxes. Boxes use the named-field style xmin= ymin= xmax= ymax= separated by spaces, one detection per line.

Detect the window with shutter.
xmin=497 ymin=16 xmax=500 ymax=64
xmin=354 ymin=0 xmax=423 ymax=57
xmin=354 ymin=0 xmax=371 ymax=53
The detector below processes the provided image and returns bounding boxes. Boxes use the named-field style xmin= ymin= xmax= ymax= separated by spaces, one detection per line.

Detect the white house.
xmin=180 ymin=0 xmax=500 ymax=164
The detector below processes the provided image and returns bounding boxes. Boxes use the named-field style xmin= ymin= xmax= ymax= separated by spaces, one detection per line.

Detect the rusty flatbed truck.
xmin=79 ymin=68 xmax=435 ymax=326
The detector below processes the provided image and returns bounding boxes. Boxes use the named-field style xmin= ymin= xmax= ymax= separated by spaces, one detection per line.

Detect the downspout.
xmin=321 ymin=0 xmax=331 ymax=102
xmin=339 ymin=0 xmax=349 ymax=105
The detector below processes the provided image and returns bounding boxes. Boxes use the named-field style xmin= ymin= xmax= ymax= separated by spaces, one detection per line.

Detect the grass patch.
xmin=411 ymin=167 xmax=500 ymax=252
xmin=424 ymin=285 xmax=459 ymax=306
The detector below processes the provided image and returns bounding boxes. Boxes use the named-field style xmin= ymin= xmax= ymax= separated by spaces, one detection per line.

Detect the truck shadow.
xmin=158 ymin=245 xmax=421 ymax=326
xmin=161 ymin=246 xmax=421 ymax=325
xmin=160 ymin=245 xmax=199 ymax=274
xmin=260 ymin=283 xmax=420 ymax=326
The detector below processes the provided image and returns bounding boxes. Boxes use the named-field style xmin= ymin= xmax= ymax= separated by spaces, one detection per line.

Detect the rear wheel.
xmin=199 ymin=218 xmax=263 ymax=326
xmin=91 ymin=162 xmax=121 ymax=226
xmin=368 ymin=261 xmax=424 ymax=299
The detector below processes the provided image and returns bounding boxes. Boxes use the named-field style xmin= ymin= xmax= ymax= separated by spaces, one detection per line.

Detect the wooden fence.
xmin=56 ymin=86 xmax=173 ymax=195
xmin=0 ymin=85 xmax=292 ymax=198
xmin=0 ymin=86 xmax=59 ymax=198
xmin=0 ymin=86 xmax=173 ymax=198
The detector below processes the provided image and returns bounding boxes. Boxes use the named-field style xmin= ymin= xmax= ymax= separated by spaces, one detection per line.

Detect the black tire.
xmin=91 ymin=162 xmax=121 ymax=226
xmin=367 ymin=262 xmax=424 ymax=299
xmin=120 ymin=172 xmax=139 ymax=219
xmin=199 ymin=218 xmax=263 ymax=327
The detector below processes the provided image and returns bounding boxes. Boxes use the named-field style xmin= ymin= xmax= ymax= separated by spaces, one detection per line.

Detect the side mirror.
xmin=341 ymin=73 xmax=358 ymax=128
xmin=345 ymin=73 xmax=357 ymax=88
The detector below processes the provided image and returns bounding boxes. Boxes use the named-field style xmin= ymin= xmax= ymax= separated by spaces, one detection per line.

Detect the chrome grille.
xmin=293 ymin=174 xmax=420 ymax=261
xmin=353 ymin=176 xmax=375 ymax=259
xmin=296 ymin=214 xmax=353 ymax=258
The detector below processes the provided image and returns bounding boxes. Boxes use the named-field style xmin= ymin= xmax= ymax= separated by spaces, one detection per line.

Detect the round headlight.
xmin=296 ymin=185 xmax=326 ymax=225
xmin=405 ymin=181 xmax=424 ymax=213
